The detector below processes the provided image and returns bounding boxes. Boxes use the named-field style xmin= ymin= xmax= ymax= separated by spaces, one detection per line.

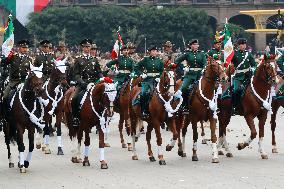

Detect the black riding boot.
xmin=140 ymin=95 xmax=149 ymax=119
xmin=231 ymin=92 xmax=239 ymax=116
xmin=71 ymin=96 xmax=80 ymax=127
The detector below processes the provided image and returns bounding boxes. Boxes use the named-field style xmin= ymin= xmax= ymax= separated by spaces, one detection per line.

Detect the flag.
xmin=223 ymin=19 xmax=234 ymax=68
xmin=2 ymin=14 xmax=14 ymax=58
xmin=111 ymin=29 xmax=124 ymax=60
xmin=0 ymin=0 xmax=50 ymax=26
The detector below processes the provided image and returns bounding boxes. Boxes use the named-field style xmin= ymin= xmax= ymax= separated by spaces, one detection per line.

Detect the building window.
xmin=233 ymin=0 xmax=249 ymax=2
xmin=78 ymin=0 xmax=92 ymax=3
xmin=195 ymin=0 xmax=210 ymax=3
xmin=118 ymin=0 xmax=131 ymax=3
xmin=157 ymin=0 xmax=171 ymax=3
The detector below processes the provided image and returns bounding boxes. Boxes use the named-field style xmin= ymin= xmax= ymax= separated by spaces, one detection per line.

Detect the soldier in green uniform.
xmin=2 ymin=40 xmax=33 ymax=113
xmin=207 ymin=39 xmax=224 ymax=63
xmin=134 ymin=45 xmax=164 ymax=118
xmin=106 ymin=46 xmax=134 ymax=92
xmin=175 ymin=39 xmax=207 ymax=113
xmin=34 ymin=40 xmax=55 ymax=81
xmin=72 ymin=39 xmax=103 ymax=126
xmin=231 ymin=38 xmax=256 ymax=113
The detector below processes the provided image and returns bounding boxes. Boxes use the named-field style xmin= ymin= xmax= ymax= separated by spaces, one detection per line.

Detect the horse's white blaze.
xmin=26 ymin=152 xmax=32 ymax=162
xmin=99 ymin=148 xmax=105 ymax=161
xmin=57 ymin=136 xmax=62 ymax=147
xmin=84 ymin=146 xmax=90 ymax=157
xmin=212 ymin=143 xmax=218 ymax=159
xmin=19 ymin=152 xmax=25 ymax=165
xmin=109 ymin=101 xmax=114 ymax=115
xmin=157 ymin=145 xmax=163 ymax=156
xmin=168 ymin=71 xmax=175 ymax=95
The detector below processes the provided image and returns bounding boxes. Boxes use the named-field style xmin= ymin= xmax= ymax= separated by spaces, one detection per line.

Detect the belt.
xmin=147 ymin=73 xmax=160 ymax=77
xmin=119 ymin=70 xmax=131 ymax=74
xmin=189 ymin=68 xmax=203 ymax=71
xmin=235 ymin=68 xmax=250 ymax=74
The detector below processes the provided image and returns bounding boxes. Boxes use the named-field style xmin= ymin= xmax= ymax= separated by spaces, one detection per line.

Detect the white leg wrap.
xmin=193 ymin=142 xmax=197 ymax=151
xmin=76 ymin=143 xmax=81 ymax=157
xmin=169 ymin=139 xmax=176 ymax=147
xmin=272 ymin=145 xmax=277 ymax=150
xmin=217 ymin=137 xmax=223 ymax=149
xmin=223 ymin=135 xmax=231 ymax=152
xmin=182 ymin=137 xmax=186 ymax=152
xmin=57 ymin=136 xmax=62 ymax=147
xmin=36 ymin=132 xmax=42 ymax=145
xmin=258 ymin=137 xmax=266 ymax=154
xmin=19 ymin=152 xmax=25 ymax=165
xmin=44 ymin=135 xmax=50 ymax=145
xmin=132 ymin=135 xmax=137 ymax=156
xmin=26 ymin=152 xmax=32 ymax=162
xmin=212 ymin=143 xmax=218 ymax=159
xmin=9 ymin=156 xmax=13 ymax=163
xmin=84 ymin=146 xmax=90 ymax=157
xmin=157 ymin=145 xmax=163 ymax=156
xmin=99 ymin=148 xmax=105 ymax=161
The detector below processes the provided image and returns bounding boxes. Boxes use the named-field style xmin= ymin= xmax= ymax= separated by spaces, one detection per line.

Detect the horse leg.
xmin=166 ymin=117 xmax=178 ymax=152
xmin=83 ymin=129 xmax=91 ymax=166
xmin=43 ymin=123 xmax=51 ymax=154
xmin=271 ymin=102 xmax=280 ymax=153
xmin=146 ymin=124 xmax=155 ymax=162
xmin=99 ymin=129 xmax=108 ymax=169
xmin=118 ymin=114 xmax=126 ymax=148
xmin=258 ymin=112 xmax=268 ymax=159
xmin=25 ymin=127 xmax=35 ymax=169
xmin=4 ymin=129 xmax=14 ymax=168
xmin=200 ymin=121 xmax=207 ymax=144
xmin=153 ymin=120 xmax=166 ymax=165
xmin=16 ymin=125 xmax=26 ymax=173
xmin=209 ymin=117 xmax=219 ymax=163
xmin=35 ymin=129 xmax=43 ymax=149
xmin=192 ymin=121 xmax=199 ymax=161
xmin=49 ymin=118 xmax=55 ymax=137
xmin=55 ymin=113 xmax=64 ymax=155
xmin=135 ymin=119 xmax=143 ymax=142
xmin=125 ymin=114 xmax=133 ymax=151
xmin=179 ymin=115 xmax=189 ymax=157
xmin=238 ymin=115 xmax=257 ymax=150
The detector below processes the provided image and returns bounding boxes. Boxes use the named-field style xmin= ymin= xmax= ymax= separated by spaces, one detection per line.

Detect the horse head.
xmin=256 ymin=54 xmax=278 ymax=85
xmin=205 ymin=57 xmax=228 ymax=83
xmin=51 ymin=57 xmax=68 ymax=88
xmin=101 ymin=77 xmax=117 ymax=117
xmin=27 ymin=64 xmax=44 ymax=97
xmin=160 ymin=63 xmax=177 ymax=96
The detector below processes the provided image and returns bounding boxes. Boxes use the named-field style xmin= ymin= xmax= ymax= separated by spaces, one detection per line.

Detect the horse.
xmin=218 ymin=59 xmax=278 ymax=159
xmin=130 ymin=64 xmax=182 ymax=165
xmin=4 ymin=64 xmax=46 ymax=173
xmin=64 ymin=77 xmax=117 ymax=169
xmin=176 ymin=58 xmax=227 ymax=163
xmin=114 ymin=77 xmax=141 ymax=151
xmin=36 ymin=58 xmax=68 ymax=155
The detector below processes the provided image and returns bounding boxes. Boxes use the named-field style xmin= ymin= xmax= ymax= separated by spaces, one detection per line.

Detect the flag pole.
xmin=144 ymin=37 xmax=147 ymax=56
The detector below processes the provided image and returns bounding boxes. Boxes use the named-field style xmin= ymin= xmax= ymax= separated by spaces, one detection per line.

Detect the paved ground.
xmin=0 ymin=108 xmax=284 ymax=189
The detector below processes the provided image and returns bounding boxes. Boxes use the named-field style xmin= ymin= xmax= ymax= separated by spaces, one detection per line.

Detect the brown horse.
xmin=218 ymin=60 xmax=278 ymax=159
xmin=114 ymin=77 xmax=141 ymax=151
xmin=36 ymin=58 xmax=68 ymax=155
xmin=177 ymin=59 xmax=227 ymax=163
xmin=270 ymin=73 xmax=284 ymax=153
xmin=64 ymin=77 xmax=117 ymax=169
xmin=130 ymin=65 xmax=181 ymax=165
xmin=4 ymin=64 xmax=45 ymax=173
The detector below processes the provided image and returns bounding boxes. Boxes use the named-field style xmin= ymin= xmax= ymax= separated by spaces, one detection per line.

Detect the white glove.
xmin=155 ymin=78 xmax=160 ymax=83
xmin=183 ymin=66 xmax=189 ymax=73
xmin=141 ymin=73 xmax=147 ymax=79
xmin=87 ymin=83 xmax=94 ymax=91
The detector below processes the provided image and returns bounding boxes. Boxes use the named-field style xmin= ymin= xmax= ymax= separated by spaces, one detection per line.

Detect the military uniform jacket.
xmin=34 ymin=52 xmax=55 ymax=76
xmin=9 ymin=53 xmax=32 ymax=82
xmin=134 ymin=56 xmax=164 ymax=81
xmin=74 ymin=54 xmax=102 ymax=85
xmin=175 ymin=50 xmax=207 ymax=76
xmin=106 ymin=55 xmax=134 ymax=74
xmin=231 ymin=49 xmax=256 ymax=79
xmin=207 ymin=48 xmax=224 ymax=61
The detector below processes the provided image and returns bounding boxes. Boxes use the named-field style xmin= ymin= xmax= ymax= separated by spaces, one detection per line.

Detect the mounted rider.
xmin=228 ymin=38 xmax=256 ymax=114
xmin=134 ymin=45 xmax=164 ymax=119
xmin=72 ymin=39 xmax=103 ymax=126
xmin=207 ymin=39 xmax=224 ymax=64
xmin=174 ymin=39 xmax=207 ymax=113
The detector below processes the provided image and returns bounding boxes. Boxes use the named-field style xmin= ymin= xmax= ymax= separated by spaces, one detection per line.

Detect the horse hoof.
xmin=122 ymin=143 xmax=127 ymax=148
xmin=101 ymin=163 xmax=108 ymax=169
xmin=149 ymin=156 xmax=156 ymax=162
xmin=166 ymin=145 xmax=173 ymax=152
xmin=9 ymin=163 xmax=14 ymax=168
xmin=202 ymin=139 xmax=207 ymax=144
xmin=24 ymin=161 xmax=29 ymax=168
xmin=41 ymin=146 xmax=46 ymax=151
xmin=57 ymin=147 xmax=64 ymax=155
xmin=132 ymin=155 xmax=138 ymax=160
xmin=36 ymin=144 xmax=41 ymax=149
xmin=212 ymin=158 xmax=219 ymax=163
xmin=237 ymin=143 xmax=245 ymax=150
xmin=104 ymin=143 xmax=110 ymax=148
xmin=261 ymin=154 xmax=268 ymax=159
xmin=19 ymin=166 xmax=26 ymax=173
xmin=192 ymin=156 xmax=199 ymax=161
xmin=272 ymin=148 xmax=278 ymax=153
xmin=71 ymin=157 xmax=82 ymax=163
xmin=127 ymin=146 xmax=133 ymax=152
xmin=135 ymin=137 xmax=139 ymax=142
xmin=218 ymin=150 xmax=224 ymax=155
xmin=182 ymin=153 xmax=187 ymax=157
xmin=226 ymin=153 xmax=233 ymax=158
xmin=83 ymin=160 xmax=90 ymax=166
xmin=45 ymin=149 xmax=51 ymax=154
xmin=159 ymin=160 xmax=166 ymax=165
xmin=178 ymin=150 xmax=183 ymax=157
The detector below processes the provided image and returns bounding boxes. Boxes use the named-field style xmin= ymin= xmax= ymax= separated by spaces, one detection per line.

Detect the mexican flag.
xmin=223 ymin=19 xmax=234 ymax=68
xmin=2 ymin=14 xmax=14 ymax=58
xmin=111 ymin=29 xmax=124 ymax=60
xmin=0 ymin=0 xmax=50 ymax=26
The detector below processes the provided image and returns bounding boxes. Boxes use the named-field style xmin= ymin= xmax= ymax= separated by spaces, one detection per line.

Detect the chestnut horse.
xmin=218 ymin=61 xmax=277 ymax=159
xmin=130 ymin=65 xmax=182 ymax=165
xmin=64 ymin=78 xmax=117 ymax=169
xmin=36 ymin=58 xmax=68 ymax=155
xmin=177 ymin=59 xmax=227 ymax=163
xmin=4 ymin=64 xmax=45 ymax=173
